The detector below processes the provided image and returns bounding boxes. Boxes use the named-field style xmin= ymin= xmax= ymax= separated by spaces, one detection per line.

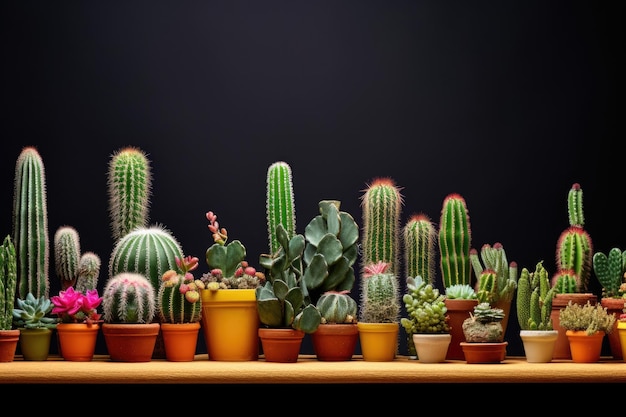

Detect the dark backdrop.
xmin=1 ymin=1 xmax=623 ymax=357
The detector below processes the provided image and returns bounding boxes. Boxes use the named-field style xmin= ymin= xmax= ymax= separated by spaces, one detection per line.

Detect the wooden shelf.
xmin=2 ymin=355 xmax=625 ymax=383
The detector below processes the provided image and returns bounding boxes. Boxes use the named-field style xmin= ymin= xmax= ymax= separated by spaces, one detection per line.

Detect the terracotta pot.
xmin=102 ymin=322 xmax=160 ymax=362
xmin=460 ymin=341 xmax=508 ymax=363
xmin=0 ymin=329 xmax=20 ymax=362
xmin=56 ymin=323 xmax=100 ymax=361
xmin=601 ymin=298 xmax=625 ymax=359
xmin=550 ymin=293 xmax=597 ymax=359
xmin=519 ymin=330 xmax=558 ymax=363
xmin=412 ymin=333 xmax=451 ymax=363
xmin=356 ymin=322 xmax=399 ymax=361
xmin=311 ymin=323 xmax=358 ymax=361
xmin=566 ymin=330 xmax=605 ymax=363
xmin=18 ymin=328 xmax=53 ymax=361
xmin=444 ymin=298 xmax=478 ymax=360
xmin=161 ymin=322 xmax=201 ymax=362
xmin=258 ymin=328 xmax=304 ymax=363
xmin=618 ymin=321 xmax=626 ymax=360
xmin=201 ymin=289 xmax=259 ymax=361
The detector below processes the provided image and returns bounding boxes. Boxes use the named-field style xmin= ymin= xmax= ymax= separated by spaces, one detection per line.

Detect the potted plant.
xmin=401 ymin=276 xmax=451 ymax=363
xmin=101 ymin=272 xmax=160 ymax=362
xmin=158 ymin=255 xmax=203 ymax=361
xmin=558 ymin=300 xmax=616 ymax=363
xmin=516 ymin=261 xmax=558 ymax=362
xmin=460 ymin=302 xmax=508 ymax=363
xmin=12 ymin=293 xmax=59 ymax=360
xmin=50 ymin=286 xmax=102 ymax=361
xmin=0 ymin=234 xmax=19 ymax=362
xmin=617 ymin=308 xmax=626 ymax=360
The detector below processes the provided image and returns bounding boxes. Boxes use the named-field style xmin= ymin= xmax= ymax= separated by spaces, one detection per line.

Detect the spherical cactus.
xmin=102 ymin=272 xmax=156 ymax=323
xmin=359 ymin=261 xmax=400 ymax=323
xmin=316 ymin=291 xmax=357 ymax=324
xmin=158 ymin=269 xmax=203 ymax=324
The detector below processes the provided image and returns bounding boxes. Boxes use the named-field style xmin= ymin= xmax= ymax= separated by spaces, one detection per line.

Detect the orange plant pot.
xmin=0 ymin=329 xmax=20 ymax=362
xmin=161 ymin=322 xmax=201 ymax=362
xmin=311 ymin=323 xmax=359 ymax=361
xmin=356 ymin=322 xmax=399 ymax=362
xmin=258 ymin=328 xmax=304 ymax=363
xmin=566 ymin=330 xmax=605 ymax=363
xmin=56 ymin=323 xmax=99 ymax=362
xmin=102 ymin=322 xmax=160 ymax=362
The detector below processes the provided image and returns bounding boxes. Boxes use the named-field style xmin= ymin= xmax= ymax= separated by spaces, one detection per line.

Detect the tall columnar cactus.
xmin=54 ymin=226 xmax=81 ymax=290
xmin=360 ymin=178 xmax=403 ymax=276
xmin=102 ymin=272 xmax=156 ymax=323
xmin=107 ymin=146 xmax=152 ymax=242
xmin=75 ymin=252 xmax=101 ymax=293
xmin=0 ymin=235 xmax=17 ymax=330
xmin=470 ymin=242 xmax=518 ymax=304
xmin=516 ymin=261 xmax=556 ymax=331
xmin=438 ymin=193 xmax=472 ymax=291
xmin=359 ymin=261 xmax=400 ymax=323
xmin=592 ymin=247 xmax=626 ymax=299
xmin=266 ymin=161 xmax=296 ymax=255
xmin=12 ymin=146 xmax=50 ymax=300
xmin=555 ymin=183 xmax=593 ymax=292
xmin=108 ymin=225 xmax=184 ymax=305
xmin=403 ymin=213 xmax=436 ymax=284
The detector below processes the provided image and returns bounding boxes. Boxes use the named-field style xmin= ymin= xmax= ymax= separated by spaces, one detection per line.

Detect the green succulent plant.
xmin=516 ymin=261 xmax=556 ymax=331
xmin=401 ymin=276 xmax=449 ymax=334
xmin=559 ymin=301 xmax=616 ymax=336
xmin=12 ymin=293 xmax=58 ymax=329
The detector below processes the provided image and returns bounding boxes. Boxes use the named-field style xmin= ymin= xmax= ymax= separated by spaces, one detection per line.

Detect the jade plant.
xmin=401 ymin=276 xmax=449 ymax=335
xmin=102 ymin=272 xmax=156 ymax=324
xmin=462 ymin=302 xmax=505 ymax=343
xmin=470 ymin=242 xmax=518 ymax=305
xmin=438 ymin=193 xmax=472 ymax=294
xmin=13 ymin=293 xmax=58 ymax=329
xmin=359 ymin=261 xmax=401 ymax=324
xmin=516 ymin=261 xmax=556 ymax=331
xmin=158 ymin=256 xmax=203 ymax=324
xmin=266 ymin=161 xmax=296 ymax=255
xmin=0 ymin=235 xmax=17 ymax=331
xmin=592 ymin=247 xmax=626 ymax=299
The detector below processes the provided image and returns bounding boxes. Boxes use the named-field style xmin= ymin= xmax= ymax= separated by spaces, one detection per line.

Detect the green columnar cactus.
xmin=0 ymin=235 xmax=17 ymax=330
xmin=107 ymin=146 xmax=152 ymax=242
xmin=470 ymin=242 xmax=518 ymax=304
xmin=316 ymin=290 xmax=357 ymax=324
xmin=438 ymin=193 xmax=472 ymax=291
xmin=266 ymin=161 xmax=296 ymax=255
xmin=360 ymin=178 xmax=403 ymax=276
xmin=516 ymin=261 xmax=556 ymax=330
xmin=592 ymin=247 xmax=626 ymax=299
xmin=401 ymin=276 xmax=450 ymax=334
xmin=108 ymin=225 xmax=184 ymax=304
xmin=74 ymin=252 xmax=101 ymax=293
xmin=54 ymin=226 xmax=81 ymax=290
xmin=359 ymin=261 xmax=400 ymax=323
xmin=555 ymin=183 xmax=593 ymax=292
xmin=403 ymin=213 xmax=436 ymax=284
xmin=102 ymin=272 xmax=156 ymax=323
xmin=12 ymin=147 xmax=50 ymax=300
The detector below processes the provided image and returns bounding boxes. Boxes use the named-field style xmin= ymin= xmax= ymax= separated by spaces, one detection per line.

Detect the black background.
xmin=1 ymin=0 xmax=623 ymax=357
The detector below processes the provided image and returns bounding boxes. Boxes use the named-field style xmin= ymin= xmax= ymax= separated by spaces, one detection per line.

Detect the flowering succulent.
xmin=51 ymin=286 xmax=102 ymax=324
xmin=201 ymin=210 xmax=265 ymax=289
xmin=161 ymin=255 xmax=204 ymax=304
xmin=159 ymin=255 xmax=204 ymax=323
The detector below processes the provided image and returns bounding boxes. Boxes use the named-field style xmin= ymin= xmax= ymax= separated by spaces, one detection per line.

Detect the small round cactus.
xmin=102 ymin=272 xmax=156 ymax=324
xmin=316 ymin=291 xmax=357 ymax=324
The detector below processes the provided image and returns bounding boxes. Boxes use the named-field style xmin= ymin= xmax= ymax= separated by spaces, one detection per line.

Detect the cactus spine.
xmin=102 ymin=272 xmax=156 ymax=323
xmin=12 ymin=147 xmax=49 ymax=300
xmin=158 ymin=272 xmax=202 ymax=324
xmin=53 ymin=226 xmax=81 ymax=290
xmin=516 ymin=261 xmax=556 ymax=330
xmin=107 ymin=147 xmax=152 ymax=242
xmin=359 ymin=261 xmax=400 ymax=323
xmin=592 ymin=247 xmax=626 ymax=298
xmin=75 ymin=252 xmax=101 ymax=293
xmin=266 ymin=161 xmax=296 ymax=255
xmin=0 ymin=235 xmax=17 ymax=330
xmin=470 ymin=242 xmax=518 ymax=304
xmin=360 ymin=178 xmax=403 ymax=276
xmin=438 ymin=193 xmax=472 ymax=291
xmin=403 ymin=213 xmax=436 ymax=283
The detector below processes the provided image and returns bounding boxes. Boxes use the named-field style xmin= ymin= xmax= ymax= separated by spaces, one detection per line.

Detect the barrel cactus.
xmin=316 ymin=290 xmax=357 ymax=324
xmin=359 ymin=261 xmax=400 ymax=324
xmin=158 ymin=256 xmax=203 ymax=324
xmin=102 ymin=272 xmax=156 ymax=323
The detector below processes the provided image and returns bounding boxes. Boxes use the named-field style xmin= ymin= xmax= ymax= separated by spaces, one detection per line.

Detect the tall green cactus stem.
xmin=316 ymin=290 xmax=357 ymax=324
xmin=567 ymin=182 xmax=585 ymax=227
xmin=75 ymin=252 xmax=101 ymax=293
xmin=108 ymin=225 xmax=184 ymax=305
xmin=102 ymin=272 xmax=156 ymax=323
xmin=266 ymin=161 xmax=296 ymax=255
xmin=0 ymin=235 xmax=17 ymax=330
xmin=360 ymin=178 xmax=403 ymax=276
xmin=470 ymin=242 xmax=518 ymax=304
xmin=516 ymin=261 xmax=556 ymax=330
xmin=438 ymin=193 xmax=472 ymax=291
xmin=53 ymin=226 xmax=81 ymax=290
xmin=403 ymin=213 xmax=436 ymax=284
xmin=158 ymin=271 xmax=202 ymax=324
xmin=592 ymin=248 xmax=626 ymax=298
xmin=107 ymin=147 xmax=152 ymax=242
xmin=12 ymin=146 xmax=49 ymax=300
xmin=359 ymin=261 xmax=400 ymax=323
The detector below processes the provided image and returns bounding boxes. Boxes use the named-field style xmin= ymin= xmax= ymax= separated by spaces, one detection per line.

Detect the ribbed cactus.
xmin=75 ymin=252 xmax=101 ymax=293
xmin=54 ymin=226 xmax=81 ymax=290
xmin=359 ymin=261 xmax=400 ymax=323
xmin=108 ymin=225 xmax=184 ymax=305
xmin=551 ymin=269 xmax=580 ymax=293
xmin=102 ymin=272 xmax=156 ymax=323
xmin=403 ymin=213 xmax=436 ymax=283
xmin=12 ymin=146 xmax=49 ymax=300
xmin=516 ymin=261 xmax=556 ymax=330
xmin=592 ymin=247 xmax=626 ymax=299
xmin=316 ymin=290 xmax=357 ymax=324
xmin=555 ymin=183 xmax=593 ymax=292
xmin=438 ymin=193 xmax=472 ymax=291
xmin=470 ymin=242 xmax=518 ymax=304
xmin=266 ymin=161 xmax=296 ymax=255
xmin=158 ymin=256 xmax=203 ymax=324
xmin=360 ymin=178 xmax=403 ymax=276
xmin=107 ymin=146 xmax=152 ymax=242
xmin=0 ymin=235 xmax=17 ymax=330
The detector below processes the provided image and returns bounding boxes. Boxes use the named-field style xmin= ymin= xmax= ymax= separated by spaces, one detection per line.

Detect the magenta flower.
xmin=51 ymin=287 xmax=102 ymax=323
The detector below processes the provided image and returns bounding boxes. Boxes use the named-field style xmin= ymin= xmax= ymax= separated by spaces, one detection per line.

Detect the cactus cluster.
xmin=102 ymin=272 xmax=156 ymax=323
xmin=516 ymin=261 xmax=556 ymax=330
xmin=592 ymin=247 xmax=626 ymax=299
xmin=359 ymin=261 xmax=400 ymax=324
xmin=559 ymin=301 xmax=616 ymax=335
xmin=470 ymin=242 xmax=518 ymax=304
xmin=401 ymin=276 xmax=449 ymax=334
xmin=0 ymin=235 xmax=17 ymax=330
xmin=403 ymin=213 xmax=436 ymax=284
xmin=438 ymin=193 xmax=472 ymax=291
xmin=266 ymin=161 xmax=296 ymax=255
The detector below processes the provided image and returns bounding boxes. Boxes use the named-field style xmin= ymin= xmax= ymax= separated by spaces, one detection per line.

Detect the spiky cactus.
xmin=359 ymin=261 xmax=400 ymax=323
xmin=266 ymin=161 xmax=296 ymax=255
xmin=107 ymin=146 xmax=152 ymax=242
xmin=0 ymin=235 xmax=17 ymax=330
xmin=54 ymin=226 xmax=81 ymax=290
xmin=316 ymin=290 xmax=357 ymax=324
xmin=158 ymin=256 xmax=203 ymax=324
xmin=403 ymin=213 xmax=436 ymax=284
xmin=516 ymin=261 xmax=556 ymax=330
xmin=102 ymin=272 xmax=156 ymax=323
xmin=360 ymin=178 xmax=403 ymax=276
xmin=555 ymin=183 xmax=593 ymax=292
xmin=74 ymin=252 xmax=101 ymax=293
xmin=470 ymin=242 xmax=518 ymax=304
xmin=12 ymin=146 xmax=49 ymax=300
xmin=438 ymin=193 xmax=472 ymax=291
xmin=551 ymin=269 xmax=580 ymax=293
xmin=592 ymin=247 xmax=626 ymax=299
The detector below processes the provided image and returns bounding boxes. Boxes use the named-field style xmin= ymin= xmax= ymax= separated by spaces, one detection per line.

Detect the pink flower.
xmin=51 ymin=287 xmax=102 ymax=323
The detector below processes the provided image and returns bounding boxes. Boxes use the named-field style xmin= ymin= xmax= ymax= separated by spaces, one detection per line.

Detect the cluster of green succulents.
xmin=462 ymin=302 xmax=505 ymax=343
xmin=401 ymin=276 xmax=449 ymax=334
xmin=470 ymin=242 xmax=518 ymax=305
xmin=559 ymin=301 xmax=616 ymax=335
xmin=516 ymin=261 xmax=556 ymax=330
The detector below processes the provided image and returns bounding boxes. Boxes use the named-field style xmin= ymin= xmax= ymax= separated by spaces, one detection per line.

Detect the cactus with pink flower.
xmin=158 ymin=256 xmax=203 ymax=323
